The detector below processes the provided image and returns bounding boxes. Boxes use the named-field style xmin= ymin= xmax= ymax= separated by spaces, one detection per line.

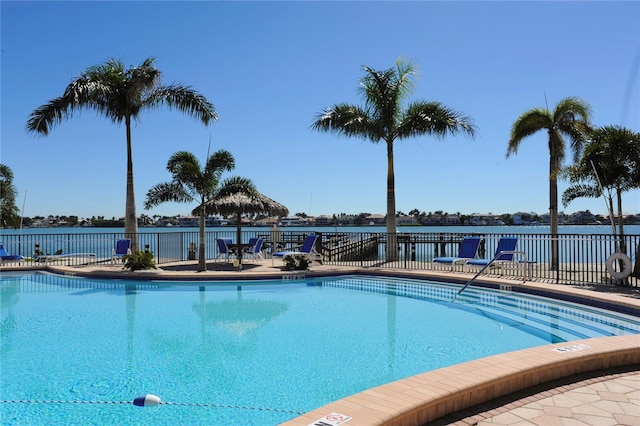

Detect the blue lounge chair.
xmin=464 ymin=237 xmax=530 ymax=278
xmin=433 ymin=236 xmax=482 ymax=270
xmin=0 ymin=244 xmax=23 ymax=264
xmin=272 ymin=234 xmax=322 ymax=265
xmin=111 ymin=239 xmax=131 ymax=265
xmin=243 ymin=237 xmax=264 ymax=262
xmin=465 ymin=237 xmax=520 ymax=268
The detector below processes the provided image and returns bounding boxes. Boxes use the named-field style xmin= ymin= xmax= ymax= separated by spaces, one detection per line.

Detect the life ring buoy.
xmin=605 ymin=252 xmax=633 ymax=280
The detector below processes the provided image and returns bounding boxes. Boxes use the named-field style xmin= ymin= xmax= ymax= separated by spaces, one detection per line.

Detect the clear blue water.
xmin=1 ymin=272 xmax=638 ymax=425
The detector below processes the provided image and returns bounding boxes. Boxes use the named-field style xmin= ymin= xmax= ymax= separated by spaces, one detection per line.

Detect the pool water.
xmin=1 ymin=273 xmax=638 ymax=425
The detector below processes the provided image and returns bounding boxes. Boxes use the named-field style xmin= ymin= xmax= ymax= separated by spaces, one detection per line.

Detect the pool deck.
xmin=3 ymin=260 xmax=639 ymax=426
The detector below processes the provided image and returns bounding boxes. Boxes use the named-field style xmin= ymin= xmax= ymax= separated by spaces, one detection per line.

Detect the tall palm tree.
xmin=144 ymin=150 xmax=256 ymax=272
xmin=507 ymin=97 xmax=592 ymax=271
xmin=562 ymin=126 xmax=640 ymax=264
xmin=312 ymin=59 xmax=476 ymax=261
xmin=26 ymin=57 xmax=217 ymax=250
xmin=0 ymin=164 xmax=20 ymax=228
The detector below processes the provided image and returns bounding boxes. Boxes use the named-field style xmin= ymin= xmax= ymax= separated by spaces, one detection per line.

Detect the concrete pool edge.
xmin=281 ymin=335 xmax=640 ymax=426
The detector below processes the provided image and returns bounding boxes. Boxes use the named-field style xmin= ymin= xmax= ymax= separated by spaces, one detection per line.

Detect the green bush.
xmin=282 ymin=254 xmax=311 ymax=271
xmin=122 ymin=250 xmax=157 ymax=271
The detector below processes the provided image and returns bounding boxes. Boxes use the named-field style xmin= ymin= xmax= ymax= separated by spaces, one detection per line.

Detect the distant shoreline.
xmin=4 ymin=224 xmax=640 ymax=237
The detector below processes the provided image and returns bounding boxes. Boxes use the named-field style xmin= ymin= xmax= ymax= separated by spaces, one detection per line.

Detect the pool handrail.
xmin=457 ymin=250 xmax=527 ymax=294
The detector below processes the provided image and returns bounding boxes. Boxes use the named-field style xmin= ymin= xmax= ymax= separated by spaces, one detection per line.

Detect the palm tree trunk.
xmin=198 ymin=204 xmax=206 ymax=272
xmin=124 ymin=116 xmax=139 ymax=251
xmin=386 ymin=140 xmax=398 ymax=262
xmin=615 ymin=186 xmax=632 ymax=283
xmin=616 ymin=187 xmax=626 ymax=253
xmin=549 ymin=151 xmax=559 ymax=271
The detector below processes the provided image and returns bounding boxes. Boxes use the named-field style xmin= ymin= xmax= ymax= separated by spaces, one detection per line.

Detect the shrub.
xmin=122 ymin=250 xmax=157 ymax=271
xmin=282 ymin=254 xmax=311 ymax=271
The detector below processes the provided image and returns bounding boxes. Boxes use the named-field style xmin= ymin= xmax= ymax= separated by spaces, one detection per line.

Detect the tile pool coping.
xmin=281 ymin=335 xmax=639 ymax=425
xmin=3 ymin=263 xmax=640 ymax=425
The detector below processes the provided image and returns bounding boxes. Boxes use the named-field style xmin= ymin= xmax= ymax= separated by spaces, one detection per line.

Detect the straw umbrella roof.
xmin=203 ymin=191 xmax=289 ymax=218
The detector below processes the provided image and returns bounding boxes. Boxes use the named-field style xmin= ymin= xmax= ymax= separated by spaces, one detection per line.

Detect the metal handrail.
xmin=457 ymin=250 xmax=528 ymax=295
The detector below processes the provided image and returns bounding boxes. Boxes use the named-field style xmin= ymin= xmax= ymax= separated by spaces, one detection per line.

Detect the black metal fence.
xmin=1 ymin=230 xmax=638 ymax=287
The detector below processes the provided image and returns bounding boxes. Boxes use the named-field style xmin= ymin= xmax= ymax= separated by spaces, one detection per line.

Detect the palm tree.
xmin=26 ymin=57 xmax=217 ymax=250
xmin=562 ymin=126 xmax=640 ymax=268
xmin=144 ymin=150 xmax=256 ymax=272
xmin=312 ymin=59 xmax=476 ymax=261
xmin=0 ymin=164 xmax=20 ymax=228
xmin=507 ymin=97 xmax=592 ymax=271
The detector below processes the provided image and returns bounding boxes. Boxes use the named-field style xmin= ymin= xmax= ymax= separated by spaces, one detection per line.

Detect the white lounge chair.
xmin=272 ymin=234 xmax=322 ymax=265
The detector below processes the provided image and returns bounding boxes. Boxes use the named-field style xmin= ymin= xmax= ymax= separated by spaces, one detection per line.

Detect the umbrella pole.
xmin=236 ymin=212 xmax=242 ymax=267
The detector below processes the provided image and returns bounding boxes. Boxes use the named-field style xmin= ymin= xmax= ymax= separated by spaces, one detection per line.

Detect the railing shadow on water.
xmin=1 ymin=229 xmax=638 ymax=287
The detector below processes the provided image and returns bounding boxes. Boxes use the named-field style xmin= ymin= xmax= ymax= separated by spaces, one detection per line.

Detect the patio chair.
xmin=272 ymin=234 xmax=322 ymax=265
xmin=432 ymin=236 xmax=482 ymax=270
xmin=243 ymin=237 xmax=264 ymax=262
xmin=215 ymin=238 xmax=235 ymax=263
xmin=0 ymin=244 xmax=23 ymax=265
xmin=111 ymin=239 xmax=132 ymax=265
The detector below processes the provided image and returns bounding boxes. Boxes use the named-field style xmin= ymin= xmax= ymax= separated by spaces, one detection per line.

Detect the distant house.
xmin=178 ymin=217 xmax=199 ymax=227
xmin=279 ymin=216 xmax=308 ymax=226
xmin=365 ymin=214 xmax=386 ymax=225
xmin=447 ymin=214 xmax=462 ymax=225
xmin=569 ymin=210 xmax=597 ymax=225
xmin=540 ymin=213 xmax=551 ymax=225
xmin=313 ymin=215 xmax=333 ymax=226
xmin=339 ymin=214 xmax=356 ymax=225
xmin=30 ymin=218 xmax=50 ymax=228
xmin=469 ymin=215 xmax=487 ymax=226
xmin=420 ymin=213 xmax=459 ymax=225
xmin=253 ymin=217 xmax=279 ymax=227
xmin=512 ymin=212 xmax=531 ymax=225
xmin=396 ymin=215 xmax=418 ymax=226
xmin=206 ymin=216 xmax=229 ymax=226
xmin=178 ymin=216 xmax=228 ymax=227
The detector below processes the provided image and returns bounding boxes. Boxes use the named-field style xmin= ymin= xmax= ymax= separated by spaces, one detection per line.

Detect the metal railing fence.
xmin=1 ymin=230 xmax=637 ymax=287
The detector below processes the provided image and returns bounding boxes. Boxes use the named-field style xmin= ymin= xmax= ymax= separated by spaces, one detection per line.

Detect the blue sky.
xmin=2 ymin=1 xmax=639 ymax=220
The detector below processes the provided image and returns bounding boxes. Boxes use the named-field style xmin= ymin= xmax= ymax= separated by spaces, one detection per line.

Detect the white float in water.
xmin=133 ymin=394 xmax=161 ymax=407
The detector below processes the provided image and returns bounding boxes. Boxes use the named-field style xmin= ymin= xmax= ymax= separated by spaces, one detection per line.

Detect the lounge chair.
xmin=272 ymin=234 xmax=322 ymax=265
xmin=111 ymin=239 xmax=132 ymax=265
xmin=465 ymin=237 xmax=519 ymax=268
xmin=35 ymin=250 xmax=97 ymax=264
xmin=464 ymin=237 xmax=527 ymax=276
xmin=0 ymin=244 xmax=23 ymax=264
xmin=215 ymin=238 xmax=235 ymax=263
xmin=432 ymin=236 xmax=482 ymax=270
xmin=243 ymin=237 xmax=264 ymax=262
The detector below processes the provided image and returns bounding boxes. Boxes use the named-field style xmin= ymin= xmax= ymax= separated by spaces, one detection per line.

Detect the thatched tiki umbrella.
xmin=207 ymin=192 xmax=288 ymax=262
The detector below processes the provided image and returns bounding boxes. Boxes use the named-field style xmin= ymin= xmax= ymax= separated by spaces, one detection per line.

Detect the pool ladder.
xmin=457 ymin=250 xmax=527 ymax=295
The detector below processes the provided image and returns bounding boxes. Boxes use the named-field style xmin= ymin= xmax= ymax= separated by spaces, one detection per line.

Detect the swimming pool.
xmin=1 ymin=272 xmax=638 ymax=425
